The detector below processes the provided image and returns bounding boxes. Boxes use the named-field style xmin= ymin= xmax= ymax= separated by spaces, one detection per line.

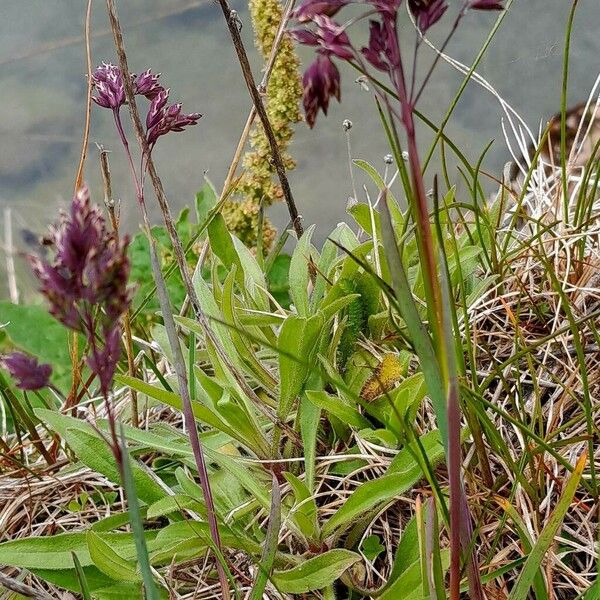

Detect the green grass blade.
xmin=71 ymin=551 xmax=92 ymax=600
xmin=508 ymin=451 xmax=587 ymax=600
xmin=380 ymin=193 xmax=448 ymax=448
xmin=249 ymin=474 xmax=281 ymax=600
xmin=118 ymin=425 xmax=160 ymax=600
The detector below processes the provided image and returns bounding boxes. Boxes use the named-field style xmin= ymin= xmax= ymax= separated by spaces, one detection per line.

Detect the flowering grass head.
xmin=1 ymin=352 xmax=52 ymax=391
xmin=92 ymin=63 xmax=200 ymax=153
xmin=291 ymin=0 xmax=504 ymax=126
xmin=29 ymin=186 xmax=132 ymax=398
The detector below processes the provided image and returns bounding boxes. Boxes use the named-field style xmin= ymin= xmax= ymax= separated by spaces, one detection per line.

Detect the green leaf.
xmin=362 ymin=535 xmax=385 ymax=561
xmin=147 ymin=495 xmax=205 ymax=519
xmin=72 ymin=552 xmax=92 ymax=600
xmin=380 ymin=196 xmax=448 ymax=449
xmin=250 ymin=474 xmax=281 ymax=600
xmin=31 ymin=567 xmax=126 ymax=595
xmin=284 ymin=472 xmax=319 ymax=541
xmin=87 ymin=531 xmax=140 ymax=582
xmin=206 ymin=202 xmax=243 ymax=286
xmin=305 ymin=390 xmax=371 ymax=430
xmin=117 ymin=376 xmax=255 ymax=453
xmin=386 ymin=373 xmax=427 ymax=437
xmin=272 ymin=549 xmax=361 ymax=594
xmin=299 ymin=393 xmax=320 ymax=493
xmin=195 ymin=181 xmax=217 ymax=235
xmin=278 ymin=313 xmax=324 ymax=419
xmin=118 ymin=427 xmax=161 ymax=600
xmin=379 ymin=551 xmax=450 ymax=600
xmin=0 ymin=530 xmax=157 ymax=570
xmin=323 ymin=431 xmax=444 ymax=536
xmin=232 ymin=236 xmax=269 ymax=311
xmin=35 ymin=409 xmax=166 ymax=505
xmin=289 ymin=225 xmax=315 ymax=317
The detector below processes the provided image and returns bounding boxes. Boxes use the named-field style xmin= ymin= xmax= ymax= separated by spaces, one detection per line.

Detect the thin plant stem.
xmin=559 ymin=0 xmax=579 ymax=226
xmin=220 ymin=0 xmax=296 ymax=200
xmin=215 ymin=0 xmax=304 ymax=238
xmin=105 ymin=2 xmax=230 ymax=597
xmin=99 ymin=146 xmax=139 ymax=428
xmin=386 ymin=15 xmax=483 ymax=599
xmin=74 ymin=0 xmax=93 ymax=193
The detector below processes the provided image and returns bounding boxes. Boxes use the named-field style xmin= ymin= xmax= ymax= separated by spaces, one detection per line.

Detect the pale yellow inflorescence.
xmin=223 ymin=0 xmax=302 ymax=251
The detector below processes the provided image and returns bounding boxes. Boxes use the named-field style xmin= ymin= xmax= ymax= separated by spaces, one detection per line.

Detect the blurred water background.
xmin=1 ymin=0 xmax=599 ymax=299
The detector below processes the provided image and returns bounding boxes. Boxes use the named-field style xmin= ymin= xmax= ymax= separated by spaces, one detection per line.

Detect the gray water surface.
xmin=1 ymin=0 xmax=599 ymax=297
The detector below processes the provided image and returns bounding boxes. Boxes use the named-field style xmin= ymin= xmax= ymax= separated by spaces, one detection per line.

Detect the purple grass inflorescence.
xmin=291 ymin=0 xmax=504 ymax=127
xmin=91 ymin=63 xmax=201 ymax=151
xmin=1 ymin=352 xmax=52 ymax=391
xmin=29 ymin=186 xmax=132 ymax=398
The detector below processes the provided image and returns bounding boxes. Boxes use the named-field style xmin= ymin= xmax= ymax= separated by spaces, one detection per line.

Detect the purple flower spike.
xmin=146 ymin=90 xmax=202 ymax=146
xmin=293 ymin=0 xmax=349 ymax=22
xmin=367 ymin=0 xmax=402 ymax=18
xmin=87 ymin=326 xmax=121 ymax=399
xmin=146 ymin=88 xmax=171 ymax=131
xmin=1 ymin=352 xmax=52 ymax=391
xmin=361 ymin=17 xmax=401 ymax=71
xmin=134 ymin=69 xmax=163 ymax=99
xmin=409 ymin=0 xmax=448 ymax=31
xmin=312 ymin=15 xmax=355 ymax=60
xmin=362 ymin=20 xmax=390 ymax=72
xmin=92 ymin=62 xmax=126 ymax=110
xmin=28 ymin=187 xmax=132 ymax=398
xmin=289 ymin=28 xmax=321 ymax=46
xmin=303 ymin=53 xmax=341 ymax=128
xmin=469 ymin=0 xmax=504 ymax=9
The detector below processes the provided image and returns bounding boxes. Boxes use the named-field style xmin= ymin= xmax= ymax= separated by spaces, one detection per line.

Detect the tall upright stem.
xmin=215 ymin=0 xmax=304 ymax=239
xmin=392 ymin=42 xmax=483 ymax=600
xmin=105 ymin=2 xmax=230 ymax=596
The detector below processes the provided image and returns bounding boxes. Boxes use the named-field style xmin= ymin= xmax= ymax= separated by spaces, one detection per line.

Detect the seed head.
xmin=1 ymin=352 xmax=52 ymax=391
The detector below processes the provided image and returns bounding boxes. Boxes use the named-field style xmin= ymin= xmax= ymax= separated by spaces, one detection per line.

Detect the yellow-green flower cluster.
xmin=223 ymin=0 xmax=302 ymax=250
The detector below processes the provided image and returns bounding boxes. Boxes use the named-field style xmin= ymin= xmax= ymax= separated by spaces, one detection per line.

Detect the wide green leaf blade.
xmin=86 ymin=531 xmax=140 ymax=582
xmin=271 ymin=549 xmax=361 ymax=594
xmin=323 ymin=431 xmax=444 ymax=536
xmin=278 ymin=313 xmax=324 ymax=420
xmin=288 ymin=225 xmax=315 ymax=317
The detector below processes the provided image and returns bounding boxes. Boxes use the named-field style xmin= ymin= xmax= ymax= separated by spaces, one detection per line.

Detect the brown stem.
xmin=220 ymin=0 xmax=297 ymax=199
xmin=99 ymin=146 xmax=139 ymax=427
xmin=215 ymin=0 xmax=304 ymax=238
xmin=105 ymin=2 xmax=230 ymax=596
xmin=73 ymin=0 xmax=93 ymax=193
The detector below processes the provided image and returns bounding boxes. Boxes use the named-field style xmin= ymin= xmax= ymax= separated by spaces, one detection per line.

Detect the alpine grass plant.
xmin=3 ymin=1 xmax=600 ymax=599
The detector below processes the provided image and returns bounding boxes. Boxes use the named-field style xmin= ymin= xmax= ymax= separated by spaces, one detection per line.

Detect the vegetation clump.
xmin=4 ymin=1 xmax=600 ymax=599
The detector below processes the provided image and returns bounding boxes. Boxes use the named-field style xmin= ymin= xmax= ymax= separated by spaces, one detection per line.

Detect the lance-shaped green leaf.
xmin=278 ymin=313 xmax=324 ymax=420
xmin=323 ymin=431 xmax=444 ymax=536
xmin=289 ymin=225 xmax=316 ymax=317
xmin=35 ymin=409 xmax=165 ymax=505
xmin=272 ymin=549 xmax=361 ymax=594
xmin=87 ymin=531 xmax=140 ymax=582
